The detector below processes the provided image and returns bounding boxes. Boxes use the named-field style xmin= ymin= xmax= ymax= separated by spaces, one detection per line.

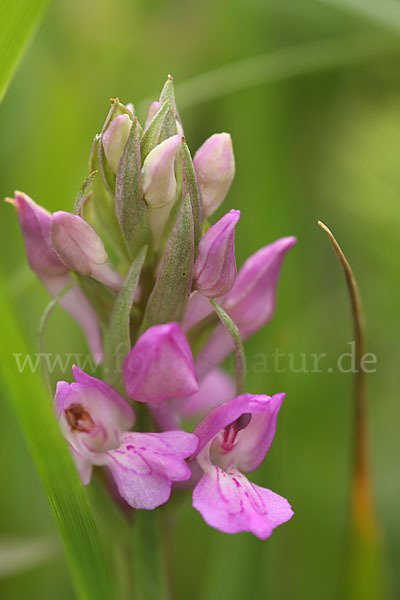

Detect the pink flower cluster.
xmin=9 ymin=78 xmax=295 ymax=539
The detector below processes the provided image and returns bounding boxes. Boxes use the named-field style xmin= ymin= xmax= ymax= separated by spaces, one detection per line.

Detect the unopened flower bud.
xmin=8 ymin=191 xmax=67 ymax=277
xmin=193 ymin=133 xmax=235 ymax=217
xmin=142 ymin=134 xmax=180 ymax=246
xmin=51 ymin=212 xmax=124 ymax=291
xmin=103 ymin=114 xmax=132 ymax=173
xmin=144 ymin=101 xmax=161 ymax=129
xmin=123 ymin=322 xmax=198 ymax=406
xmin=8 ymin=192 xmax=103 ymax=361
xmin=194 ymin=209 xmax=240 ymax=297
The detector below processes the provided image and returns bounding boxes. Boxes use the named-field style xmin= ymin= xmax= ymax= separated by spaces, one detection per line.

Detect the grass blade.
xmin=0 ymin=0 xmax=51 ymax=102
xmin=0 ymin=274 xmax=115 ymax=600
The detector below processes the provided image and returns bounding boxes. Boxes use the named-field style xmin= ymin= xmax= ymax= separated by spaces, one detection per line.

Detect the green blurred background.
xmin=1 ymin=0 xmax=399 ymax=598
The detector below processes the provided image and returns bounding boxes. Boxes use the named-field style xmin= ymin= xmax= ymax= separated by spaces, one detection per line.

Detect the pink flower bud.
xmin=142 ymin=134 xmax=180 ymax=246
xmin=8 ymin=192 xmax=103 ymax=361
xmin=195 ymin=237 xmax=296 ymax=379
xmin=9 ymin=191 xmax=67 ymax=277
xmin=123 ymin=322 xmax=199 ymax=406
xmin=51 ymin=212 xmax=124 ymax=291
xmin=102 ymin=114 xmax=132 ymax=173
xmin=223 ymin=236 xmax=297 ymax=336
xmin=193 ymin=133 xmax=235 ymax=217
xmin=194 ymin=209 xmax=240 ymax=297
xmin=144 ymin=101 xmax=161 ymax=129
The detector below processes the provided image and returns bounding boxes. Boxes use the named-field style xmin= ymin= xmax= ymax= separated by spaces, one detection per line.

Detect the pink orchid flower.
xmin=191 ymin=393 xmax=293 ymax=538
xmin=55 ymin=366 xmax=198 ymax=509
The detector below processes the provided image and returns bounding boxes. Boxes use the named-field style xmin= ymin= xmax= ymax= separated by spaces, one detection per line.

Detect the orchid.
xmin=55 ymin=365 xmax=197 ymax=508
xmin=8 ymin=75 xmax=296 ymax=599
xmin=191 ymin=393 xmax=293 ymax=538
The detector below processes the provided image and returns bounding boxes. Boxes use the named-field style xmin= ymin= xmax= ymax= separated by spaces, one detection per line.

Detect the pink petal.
xmin=192 ymin=466 xmax=293 ymax=538
xmin=54 ymin=369 xmax=135 ymax=462
xmin=181 ymin=291 xmax=215 ymax=332
xmin=123 ymin=322 xmax=198 ymax=406
xmin=195 ymin=237 xmax=296 ymax=377
xmin=194 ymin=210 xmax=240 ymax=297
xmin=193 ymin=393 xmax=278 ymax=458
xmin=104 ymin=430 xmax=198 ymax=509
xmin=236 ymin=393 xmax=285 ymax=472
xmin=176 ymin=368 xmax=235 ymax=419
xmin=13 ymin=192 xmax=67 ymax=276
xmin=72 ymin=366 xmax=135 ymax=425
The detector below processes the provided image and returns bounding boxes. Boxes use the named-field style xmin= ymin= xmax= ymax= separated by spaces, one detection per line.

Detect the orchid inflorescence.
xmin=9 ymin=76 xmax=295 ymax=539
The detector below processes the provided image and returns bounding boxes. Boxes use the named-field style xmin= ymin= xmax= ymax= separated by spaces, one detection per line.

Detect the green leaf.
xmin=0 ymin=0 xmax=51 ymax=102
xmin=88 ymin=134 xmax=130 ymax=264
xmin=115 ymin=118 xmax=151 ymax=259
xmin=103 ymin=246 xmax=147 ymax=391
xmin=0 ymin=274 xmax=114 ymax=600
xmin=73 ymin=170 xmax=98 ymax=216
xmin=132 ymin=511 xmax=168 ymax=600
xmin=141 ymin=99 xmax=170 ymax=163
xmin=181 ymin=139 xmax=203 ymax=254
xmin=141 ymin=195 xmax=194 ymax=329
xmin=98 ymin=102 xmax=118 ymax=193
xmin=158 ymin=75 xmax=178 ymax=141
xmin=209 ymin=299 xmax=246 ymax=395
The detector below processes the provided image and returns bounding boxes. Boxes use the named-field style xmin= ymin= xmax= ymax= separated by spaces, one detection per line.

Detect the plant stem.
xmin=209 ymin=299 xmax=246 ymax=395
xmin=318 ymin=221 xmax=387 ymax=598
xmin=132 ymin=510 xmax=169 ymax=600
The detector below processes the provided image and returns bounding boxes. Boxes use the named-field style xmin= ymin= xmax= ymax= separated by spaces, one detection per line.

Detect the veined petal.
xmin=192 ymin=466 xmax=293 ymax=538
xmin=104 ymin=430 xmax=198 ymax=509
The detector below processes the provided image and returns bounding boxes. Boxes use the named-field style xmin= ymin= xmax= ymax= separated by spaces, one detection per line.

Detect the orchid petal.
xmin=123 ymin=322 xmax=198 ymax=406
xmin=104 ymin=430 xmax=198 ymax=509
xmin=192 ymin=466 xmax=293 ymax=538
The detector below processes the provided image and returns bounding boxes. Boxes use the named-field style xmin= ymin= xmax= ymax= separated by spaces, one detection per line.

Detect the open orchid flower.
xmin=55 ymin=366 xmax=198 ymax=509
xmin=8 ymin=192 xmax=103 ymax=362
xmin=191 ymin=393 xmax=293 ymax=538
